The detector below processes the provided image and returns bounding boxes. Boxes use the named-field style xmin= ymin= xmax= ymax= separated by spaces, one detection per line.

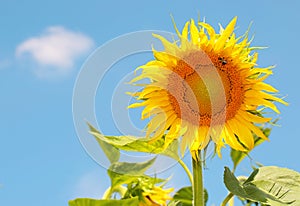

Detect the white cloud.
xmin=16 ymin=26 xmax=94 ymax=77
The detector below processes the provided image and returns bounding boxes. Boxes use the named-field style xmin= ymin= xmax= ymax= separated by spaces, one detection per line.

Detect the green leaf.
xmin=224 ymin=166 xmax=300 ymax=205
xmin=160 ymin=139 xmax=180 ymax=160
xmin=172 ymin=186 xmax=208 ymax=206
xmin=89 ymin=124 xmax=180 ymax=160
xmin=204 ymin=189 xmax=208 ymax=205
xmin=230 ymin=127 xmax=271 ymax=171
xmin=88 ymin=123 xmax=120 ymax=163
xmin=109 ymin=157 xmax=156 ymax=175
xmin=173 ymin=186 xmax=193 ymax=206
xmin=224 ymin=167 xmax=248 ymax=199
xmin=167 ymin=200 xmax=180 ymax=206
xmin=108 ymin=158 xmax=160 ymax=189
xmin=68 ymin=197 xmax=139 ymax=206
xmin=230 ymin=149 xmax=246 ymax=172
xmin=247 ymin=166 xmax=300 ymax=206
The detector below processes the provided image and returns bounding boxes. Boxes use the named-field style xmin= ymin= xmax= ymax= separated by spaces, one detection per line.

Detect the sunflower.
xmin=129 ymin=17 xmax=287 ymax=159
xmin=139 ymin=186 xmax=174 ymax=206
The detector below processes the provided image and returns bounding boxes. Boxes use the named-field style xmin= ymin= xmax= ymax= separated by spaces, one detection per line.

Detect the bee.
xmin=218 ymin=57 xmax=227 ymax=65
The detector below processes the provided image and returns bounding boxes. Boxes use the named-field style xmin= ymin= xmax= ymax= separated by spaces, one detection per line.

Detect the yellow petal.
xmin=150 ymin=112 xmax=177 ymax=142
xmin=181 ymin=21 xmax=189 ymax=40
xmin=153 ymin=51 xmax=178 ymax=67
xmin=253 ymin=82 xmax=278 ymax=93
xmin=165 ymin=118 xmax=181 ymax=146
xmin=190 ymin=19 xmax=199 ymax=45
xmin=152 ymin=33 xmax=178 ymax=55
xmin=197 ymin=126 xmax=210 ymax=150
xmin=238 ymin=117 xmax=268 ymax=140
xmin=259 ymin=91 xmax=288 ymax=106
xmin=199 ymin=22 xmax=216 ymax=41
xmin=228 ymin=118 xmax=254 ymax=150
xmin=181 ymin=125 xmax=197 ymax=155
xmin=180 ymin=21 xmax=190 ymax=51
xmin=237 ymin=110 xmax=271 ymax=123
xmin=128 ymin=102 xmax=145 ymax=109
xmin=214 ymin=17 xmax=237 ymax=51
xmin=224 ymin=124 xmax=247 ymax=151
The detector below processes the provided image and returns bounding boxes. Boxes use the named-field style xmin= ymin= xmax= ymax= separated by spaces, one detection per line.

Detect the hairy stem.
xmin=192 ymin=150 xmax=204 ymax=206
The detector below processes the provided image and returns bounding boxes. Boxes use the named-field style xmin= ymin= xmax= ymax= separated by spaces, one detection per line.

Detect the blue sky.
xmin=1 ymin=0 xmax=300 ymax=205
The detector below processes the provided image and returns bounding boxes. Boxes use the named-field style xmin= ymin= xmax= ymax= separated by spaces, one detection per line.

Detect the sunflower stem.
xmin=102 ymin=186 xmax=127 ymax=199
xmin=192 ymin=150 xmax=204 ymax=206
xmin=178 ymin=159 xmax=193 ymax=185
xmin=102 ymin=187 xmax=112 ymax=199
xmin=221 ymin=193 xmax=234 ymax=206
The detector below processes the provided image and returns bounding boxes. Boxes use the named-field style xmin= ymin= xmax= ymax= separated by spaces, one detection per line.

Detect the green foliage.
xmin=83 ymin=122 xmax=300 ymax=206
xmin=171 ymin=186 xmax=208 ymax=206
xmin=89 ymin=123 xmax=180 ymax=160
xmin=173 ymin=186 xmax=193 ymax=206
xmin=68 ymin=197 xmax=139 ymax=206
xmin=248 ymin=166 xmax=300 ymax=205
xmin=88 ymin=123 xmax=120 ymax=163
xmin=168 ymin=201 xmax=180 ymax=206
xmin=107 ymin=158 xmax=161 ymax=190
xmin=123 ymin=178 xmax=150 ymax=201
xmin=224 ymin=166 xmax=300 ymax=205
xmin=86 ymin=123 xmax=184 ymax=205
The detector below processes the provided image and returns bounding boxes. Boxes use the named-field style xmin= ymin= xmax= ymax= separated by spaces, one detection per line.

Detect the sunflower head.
xmin=123 ymin=177 xmax=173 ymax=206
xmin=129 ymin=17 xmax=287 ymax=159
xmin=139 ymin=185 xmax=173 ymax=206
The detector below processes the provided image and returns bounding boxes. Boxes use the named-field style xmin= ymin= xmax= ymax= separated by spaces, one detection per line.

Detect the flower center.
xmin=167 ymin=50 xmax=244 ymax=126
